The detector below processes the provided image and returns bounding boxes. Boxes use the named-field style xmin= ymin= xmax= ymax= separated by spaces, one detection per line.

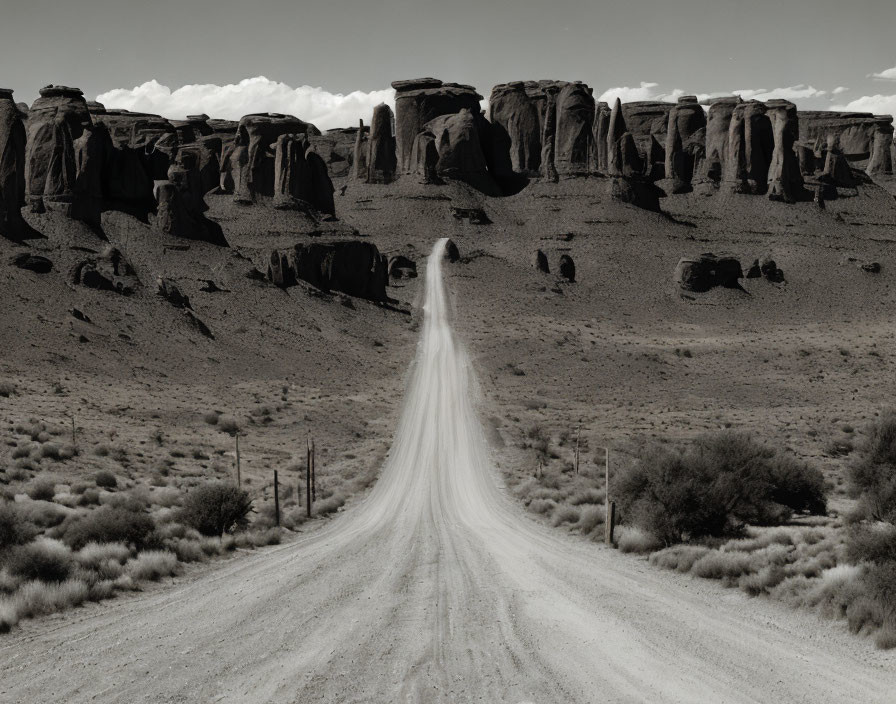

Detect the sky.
xmin=2 ymin=0 xmax=895 ymax=130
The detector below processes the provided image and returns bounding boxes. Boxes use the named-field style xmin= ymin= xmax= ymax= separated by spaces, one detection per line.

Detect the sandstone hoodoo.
xmin=675 ymin=253 xmax=744 ymax=292
xmin=866 ymin=117 xmax=894 ymax=177
xmin=268 ymin=240 xmax=388 ymax=302
xmin=154 ymin=179 xmax=227 ymax=246
xmin=766 ymin=100 xmax=804 ymax=202
xmin=366 ymin=104 xmax=397 ymax=184
xmin=620 ymin=101 xmax=674 ymax=178
xmin=664 ymin=96 xmax=707 ymax=193
xmin=540 ymin=86 xmax=560 ymax=182
xmin=606 ymin=98 xmax=627 ymax=177
xmin=0 ymin=88 xmax=26 ymax=240
xmin=426 ymin=108 xmax=496 ymax=193
xmin=724 ymin=100 xmax=773 ymax=195
xmin=554 ymin=82 xmax=595 ymax=178
xmin=696 ymin=97 xmax=740 ymax=189
xmin=392 ymin=79 xmax=483 ymax=175
xmin=590 ymin=101 xmax=611 ymax=174
xmin=352 ymin=119 xmax=369 ymax=180
xmin=232 ymin=113 xmax=320 ymax=203
xmin=273 ymin=133 xmax=312 ymax=209
xmin=411 ymin=130 xmax=440 ymax=184
xmin=489 ymin=82 xmax=541 ymax=176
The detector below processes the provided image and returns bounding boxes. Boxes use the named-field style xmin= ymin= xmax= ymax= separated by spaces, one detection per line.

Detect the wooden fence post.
xmin=274 ymin=470 xmax=280 ymax=527
xmin=235 ymin=433 xmax=242 ymax=487
xmin=311 ymin=438 xmax=316 ymax=503
xmin=605 ymin=501 xmax=616 ymax=546
xmin=70 ymin=415 xmax=76 ymax=446
xmin=305 ymin=438 xmax=312 ymax=518
xmin=574 ymin=424 xmax=580 ymax=475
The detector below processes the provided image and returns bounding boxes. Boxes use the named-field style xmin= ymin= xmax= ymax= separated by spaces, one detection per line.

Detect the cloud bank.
xmin=96 ymin=77 xmax=394 ymax=131
xmin=832 ymin=94 xmax=896 ymax=117
xmin=596 ymin=83 xmax=830 ymax=105
xmin=871 ymin=66 xmax=896 ymax=81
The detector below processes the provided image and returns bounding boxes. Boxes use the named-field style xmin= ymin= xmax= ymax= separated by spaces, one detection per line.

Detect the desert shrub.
xmin=551 ymin=506 xmax=580 ymax=527
xmin=217 ymin=416 xmax=240 ymax=435
xmin=168 ymin=538 xmax=206 ymax=563
xmin=527 ymin=498 xmax=555 ymax=515
xmin=615 ymin=432 xmax=827 ymax=545
xmin=847 ymin=523 xmax=896 ymax=565
xmin=75 ymin=542 xmax=131 ymax=571
xmin=739 ymin=565 xmax=787 ymax=595
xmin=649 ymin=545 xmax=712 ymax=573
xmin=616 ymin=526 xmax=663 ymax=554
xmin=314 ymin=493 xmax=346 ymax=517
xmin=0 ymin=502 xmax=37 ymax=550
xmin=4 ymin=539 xmax=73 ymax=582
xmin=125 ymin=551 xmax=180 ymax=581
xmin=7 ymin=578 xmax=89 ymax=620
xmin=180 ymin=482 xmax=252 ymax=536
xmin=577 ymin=506 xmax=604 ymax=535
xmin=0 ymin=381 xmax=16 ymax=397
xmin=26 ymin=478 xmax=56 ymax=501
xmin=234 ymin=528 xmax=282 ymax=549
xmin=849 ymin=410 xmax=896 ymax=523
xmin=94 ymin=471 xmax=117 ymax=489
xmin=203 ymin=412 xmax=220 ymax=425
xmin=15 ymin=500 xmax=68 ymax=528
xmin=568 ymin=487 xmax=603 ymax=506
xmin=76 ymin=489 xmax=101 ymax=507
xmin=59 ymin=505 xmax=155 ymax=550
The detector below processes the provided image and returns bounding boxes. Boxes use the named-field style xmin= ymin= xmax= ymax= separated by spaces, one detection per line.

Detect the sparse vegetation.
xmin=180 ymin=482 xmax=253 ymax=537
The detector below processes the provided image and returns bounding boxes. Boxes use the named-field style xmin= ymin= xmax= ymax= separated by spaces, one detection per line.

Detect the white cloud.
xmin=95 ymin=77 xmax=394 ymax=131
xmin=832 ymin=86 xmax=849 ymax=95
xmin=831 ymin=94 xmax=896 ymax=117
xmin=729 ymin=85 xmax=827 ymax=101
xmin=597 ymin=82 xmax=663 ymax=104
xmin=596 ymin=82 xmax=828 ymax=106
xmin=871 ymin=66 xmax=896 ymax=80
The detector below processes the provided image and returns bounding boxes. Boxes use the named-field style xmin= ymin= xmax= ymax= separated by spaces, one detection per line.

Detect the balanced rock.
xmin=554 ymin=83 xmax=594 ymax=177
xmin=392 ymin=79 xmax=483 ymax=174
xmin=675 ymin=253 xmax=743 ymax=292
xmin=0 ymin=89 xmax=26 ymax=239
xmin=367 ymin=104 xmax=397 ymax=184
xmin=489 ymin=82 xmax=541 ymax=176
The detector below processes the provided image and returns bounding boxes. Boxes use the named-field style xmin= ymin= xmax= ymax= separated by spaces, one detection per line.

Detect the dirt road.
xmin=2 ymin=238 xmax=894 ymax=703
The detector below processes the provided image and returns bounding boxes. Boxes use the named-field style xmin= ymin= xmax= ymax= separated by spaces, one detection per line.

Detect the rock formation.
xmin=426 ymin=109 xmax=496 ymax=192
xmin=411 ymin=130 xmax=440 ymax=184
xmin=10 ymin=252 xmax=52 ymax=273
xmin=554 ymin=83 xmax=594 ymax=177
xmin=489 ymin=82 xmax=541 ymax=176
xmin=539 ymin=86 xmax=560 ymax=182
xmin=697 ymin=97 xmax=740 ymax=188
xmin=723 ymin=101 xmax=773 ymax=195
xmin=232 ymin=113 xmax=319 ymax=203
xmin=352 ymin=119 xmax=368 ymax=180
xmin=675 ymin=254 xmax=743 ymax=292
xmin=799 ymin=111 xmax=881 ymax=161
xmin=766 ymin=100 xmax=804 ymax=202
xmin=271 ymin=240 xmax=388 ymax=302
xmin=590 ymin=102 xmax=611 ymax=174
xmin=273 ymin=134 xmax=312 ymax=209
xmin=153 ymin=180 xmax=227 ymax=246
xmin=367 ymin=104 xmax=397 ymax=184
xmin=0 ymin=89 xmax=26 ymax=239
xmin=620 ymin=101 xmax=674 ymax=178
xmin=306 ymin=148 xmax=336 ymax=215
xmin=664 ymin=97 xmax=707 ymax=192
xmin=606 ymin=98 xmax=627 ymax=177
xmin=388 ymin=255 xmax=417 ymax=279
xmin=71 ymin=247 xmax=139 ymax=294
xmin=558 ymin=254 xmax=575 ymax=282
xmin=534 ymin=249 xmax=549 ymax=273
xmin=866 ymin=117 xmax=894 ymax=177
xmin=392 ymin=79 xmax=483 ymax=174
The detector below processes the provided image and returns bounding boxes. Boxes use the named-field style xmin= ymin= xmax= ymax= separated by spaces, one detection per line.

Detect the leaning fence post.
xmin=273 ymin=470 xmax=280 ymax=527
xmin=605 ymin=501 xmax=616 ymax=546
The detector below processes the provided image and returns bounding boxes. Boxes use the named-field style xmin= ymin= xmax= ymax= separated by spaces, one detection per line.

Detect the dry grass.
xmin=125 ymin=551 xmax=181 ymax=582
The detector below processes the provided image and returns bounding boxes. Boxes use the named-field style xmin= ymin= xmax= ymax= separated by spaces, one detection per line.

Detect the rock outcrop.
xmin=554 ymin=83 xmax=594 ymax=177
xmin=392 ymin=79 xmax=483 ymax=174
xmin=663 ymin=96 xmax=706 ymax=192
xmin=367 ymin=104 xmax=397 ymax=184
xmin=273 ymin=133 xmax=312 ymax=209
xmin=0 ymin=89 xmax=26 ymax=239
xmin=10 ymin=252 xmax=52 ymax=273
xmin=411 ymin=130 xmax=440 ymax=184
xmin=154 ymin=180 xmax=227 ymax=246
xmin=675 ymin=253 xmax=743 ymax=292
xmin=590 ymin=102 xmax=611 ymax=174
xmin=766 ymin=100 xmax=804 ymax=202
xmin=489 ymin=82 xmax=541 ymax=176
xmin=558 ymin=254 xmax=575 ymax=282
xmin=540 ymin=86 xmax=560 ymax=182
xmin=426 ymin=109 xmax=496 ymax=192
xmin=534 ymin=249 xmax=549 ymax=273
xmin=866 ymin=117 xmax=895 ymax=177
xmin=270 ymin=241 xmax=388 ymax=302
xmin=352 ymin=120 xmax=369 ymax=180
xmin=606 ymin=98 xmax=627 ymax=177
xmin=71 ymin=247 xmax=138 ymax=294
xmin=388 ymin=255 xmax=417 ymax=279
xmin=697 ymin=97 xmax=740 ymax=188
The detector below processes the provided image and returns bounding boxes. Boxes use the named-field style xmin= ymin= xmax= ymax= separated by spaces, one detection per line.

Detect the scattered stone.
xmin=9 ymin=252 xmax=52 ymax=273
xmin=534 ymin=250 xmax=550 ymax=273
xmin=444 ymin=239 xmax=460 ymax=263
xmin=156 ymin=277 xmax=191 ymax=309
xmin=746 ymin=256 xmax=784 ymax=282
xmin=269 ymin=240 xmax=388 ymax=302
xmin=451 ymin=207 xmax=491 ymax=224
xmin=388 ymin=255 xmax=417 ymax=279
xmin=861 ymin=262 xmax=882 ymax=274
xmin=70 ymin=308 xmax=90 ymax=323
xmin=675 ymin=253 xmax=743 ymax=292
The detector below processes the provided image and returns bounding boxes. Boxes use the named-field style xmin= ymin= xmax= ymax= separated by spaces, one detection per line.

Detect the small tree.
xmin=849 ymin=410 xmax=896 ymax=523
xmin=180 ymin=482 xmax=252 ymax=537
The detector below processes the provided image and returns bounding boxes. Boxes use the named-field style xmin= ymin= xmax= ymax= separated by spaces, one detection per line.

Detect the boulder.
xmin=664 ymin=96 xmax=706 ymax=192
xmin=866 ymin=117 xmax=895 ymax=177
xmin=156 ymin=277 xmax=191 ymax=309
xmin=306 ymin=149 xmax=336 ymax=215
xmin=0 ymin=89 xmax=26 ymax=240
xmin=9 ymin=252 xmax=52 ymax=273
xmin=558 ymin=254 xmax=575 ymax=282
xmin=697 ymin=97 xmax=740 ymax=187
xmin=71 ymin=247 xmax=138 ymax=294
xmin=233 ymin=113 xmax=320 ymax=202
xmin=268 ymin=249 xmax=296 ymax=288
xmin=675 ymin=253 xmax=743 ymax=292
xmin=411 ymin=130 xmax=440 ymax=184
xmin=534 ymin=249 xmax=549 ymax=273
xmin=723 ymin=101 xmax=773 ymax=195
xmin=444 ymin=238 xmax=460 ymax=262
xmin=388 ymin=255 xmax=417 ymax=279
xmin=766 ymin=100 xmax=804 ymax=202
xmin=554 ymin=83 xmax=594 ymax=177
xmin=154 ymin=181 xmax=227 ymax=246
xmin=606 ymin=176 xmax=661 ymax=212
xmin=274 ymin=241 xmax=388 ymax=301
xmin=489 ymin=82 xmax=541 ymax=176
xmin=746 ymin=255 xmax=784 ymax=282
xmin=821 ymin=136 xmax=856 ymax=187
xmin=367 ymin=104 xmax=397 ymax=183
xmin=538 ymin=86 xmax=560 ymax=182
xmin=392 ymin=79 xmax=483 ymax=174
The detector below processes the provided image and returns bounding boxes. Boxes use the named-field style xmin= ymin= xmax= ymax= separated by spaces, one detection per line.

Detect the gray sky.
xmin=3 ymin=0 xmax=895 ymax=127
